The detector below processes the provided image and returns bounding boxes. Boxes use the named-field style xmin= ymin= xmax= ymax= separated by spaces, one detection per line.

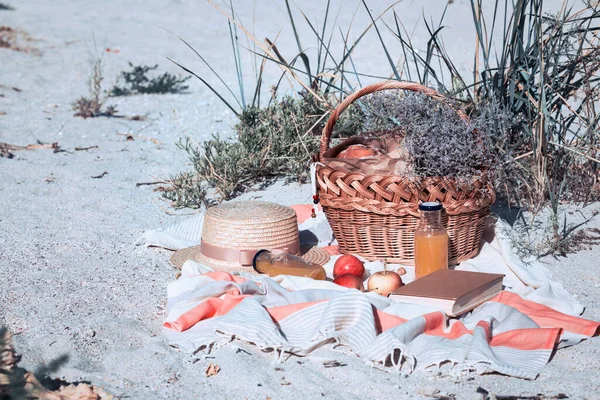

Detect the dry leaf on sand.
xmin=23 ymin=372 xmax=113 ymax=400
xmin=205 ymin=363 xmax=220 ymax=377
xmin=29 ymin=373 xmax=113 ymax=400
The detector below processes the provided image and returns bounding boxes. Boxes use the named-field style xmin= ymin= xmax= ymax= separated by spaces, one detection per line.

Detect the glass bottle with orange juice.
xmin=414 ymin=202 xmax=448 ymax=279
xmin=253 ymin=250 xmax=327 ymax=280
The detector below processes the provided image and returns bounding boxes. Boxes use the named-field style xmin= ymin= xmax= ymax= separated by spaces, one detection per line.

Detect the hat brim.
xmin=169 ymin=243 xmax=330 ymax=273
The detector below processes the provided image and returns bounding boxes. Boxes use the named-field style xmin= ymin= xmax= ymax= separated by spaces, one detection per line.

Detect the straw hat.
xmin=169 ymin=201 xmax=330 ymax=273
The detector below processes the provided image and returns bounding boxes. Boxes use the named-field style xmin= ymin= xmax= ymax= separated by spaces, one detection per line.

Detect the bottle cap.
xmin=252 ymin=249 xmax=271 ymax=272
xmin=419 ymin=202 xmax=443 ymax=211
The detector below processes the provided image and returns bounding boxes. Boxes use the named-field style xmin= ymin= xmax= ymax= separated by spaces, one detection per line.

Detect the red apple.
xmin=367 ymin=271 xmax=403 ymax=296
xmin=333 ymin=273 xmax=364 ymax=290
xmin=333 ymin=254 xmax=365 ymax=279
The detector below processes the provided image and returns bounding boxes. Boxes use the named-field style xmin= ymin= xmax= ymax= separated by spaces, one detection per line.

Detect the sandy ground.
xmin=1 ymin=0 xmax=599 ymax=399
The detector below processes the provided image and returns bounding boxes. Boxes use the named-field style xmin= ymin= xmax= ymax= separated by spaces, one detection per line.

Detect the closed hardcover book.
xmin=389 ymin=269 xmax=504 ymax=317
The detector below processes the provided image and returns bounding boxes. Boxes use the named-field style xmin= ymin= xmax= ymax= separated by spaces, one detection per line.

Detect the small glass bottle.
xmin=414 ymin=202 xmax=449 ymax=279
xmin=253 ymin=250 xmax=327 ymax=280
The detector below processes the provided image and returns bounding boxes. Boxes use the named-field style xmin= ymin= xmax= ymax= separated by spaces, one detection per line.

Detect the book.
xmin=389 ymin=269 xmax=504 ymax=317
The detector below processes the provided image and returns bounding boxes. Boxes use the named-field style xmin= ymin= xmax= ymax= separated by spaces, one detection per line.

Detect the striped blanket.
xmin=146 ymin=206 xmax=599 ymax=379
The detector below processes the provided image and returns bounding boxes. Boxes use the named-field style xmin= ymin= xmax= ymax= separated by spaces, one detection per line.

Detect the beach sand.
xmin=1 ymin=0 xmax=598 ymax=398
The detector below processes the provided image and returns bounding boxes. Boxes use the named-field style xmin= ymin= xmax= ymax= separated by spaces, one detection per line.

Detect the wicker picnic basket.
xmin=315 ymin=81 xmax=496 ymax=265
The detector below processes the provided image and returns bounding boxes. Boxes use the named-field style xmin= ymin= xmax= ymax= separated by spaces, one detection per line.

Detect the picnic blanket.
xmin=145 ymin=205 xmax=599 ymax=379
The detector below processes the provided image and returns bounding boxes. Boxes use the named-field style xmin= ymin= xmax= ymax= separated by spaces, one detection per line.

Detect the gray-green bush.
xmin=110 ymin=63 xmax=190 ymax=96
xmin=163 ymin=92 xmax=330 ymax=208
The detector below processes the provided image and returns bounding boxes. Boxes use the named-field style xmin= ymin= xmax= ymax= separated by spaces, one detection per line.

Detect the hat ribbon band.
xmin=200 ymin=241 xmax=300 ymax=266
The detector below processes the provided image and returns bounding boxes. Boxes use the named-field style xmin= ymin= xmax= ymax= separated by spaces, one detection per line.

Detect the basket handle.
xmin=318 ymin=81 xmax=462 ymax=160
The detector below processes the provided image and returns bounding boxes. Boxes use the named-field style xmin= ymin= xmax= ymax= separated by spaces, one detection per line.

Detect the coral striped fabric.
xmin=150 ymin=205 xmax=599 ymax=379
xmin=163 ymin=271 xmax=598 ymax=379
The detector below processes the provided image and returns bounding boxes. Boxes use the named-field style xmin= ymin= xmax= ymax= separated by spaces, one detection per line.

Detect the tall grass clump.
xmin=470 ymin=1 xmax=600 ymax=214
xmin=162 ymin=0 xmax=372 ymax=207
xmin=72 ymin=54 xmax=118 ymax=118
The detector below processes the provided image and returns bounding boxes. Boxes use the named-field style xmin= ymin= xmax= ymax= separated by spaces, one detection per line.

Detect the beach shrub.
xmin=235 ymin=93 xmax=330 ymax=180
xmin=110 ymin=63 xmax=190 ymax=96
xmin=161 ymin=171 xmax=209 ymax=209
xmin=162 ymin=92 xmax=330 ymax=208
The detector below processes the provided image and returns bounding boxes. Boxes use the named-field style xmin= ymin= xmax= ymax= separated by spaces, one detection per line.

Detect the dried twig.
xmin=91 ymin=172 xmax=108 ymax=179
xmin=0 ymin=141 xmax=65 ymax=155
xmin=136 ymin=181 xmax=167 ymax=187
xmin=0 ymin=141 xmax=100 ymax=156
xmin=0 ymin=84 xmax=21 ymax=92
xmin=74 ymin=145 xmax=99 ymax=151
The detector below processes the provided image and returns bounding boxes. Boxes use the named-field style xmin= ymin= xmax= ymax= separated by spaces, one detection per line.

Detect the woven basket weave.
xmin=316 ymin=81 xmax=496 ymax=265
